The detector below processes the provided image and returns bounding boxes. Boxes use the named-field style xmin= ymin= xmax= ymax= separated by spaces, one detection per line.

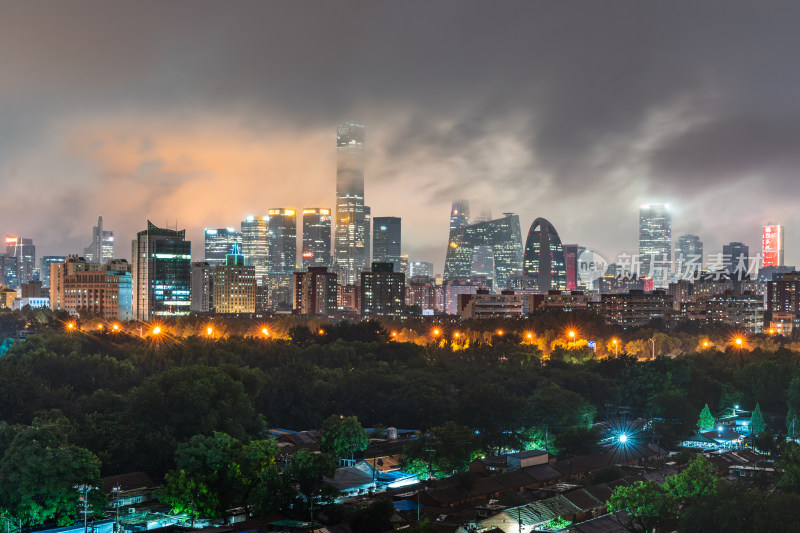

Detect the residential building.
xmin=406 ymin=276 xmax=437 ymax=313
xmin=594 ymin=290 xmax=673 ymax=328
xmin=458 ymin=289 xmax=524 ymax=319
xmin=361 ymin=262 xmax=405 ymax=317
xmin=722 ymin=242 xmax=750 ymax=278
xmin=293 ymin=266 xmax=338 ymax=315
xmin=676 ymin=234 xmax=703 ymax=278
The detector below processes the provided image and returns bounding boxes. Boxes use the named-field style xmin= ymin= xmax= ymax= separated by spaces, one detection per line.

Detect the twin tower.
xmin=443 ymin=201 xmax=567 ymax=292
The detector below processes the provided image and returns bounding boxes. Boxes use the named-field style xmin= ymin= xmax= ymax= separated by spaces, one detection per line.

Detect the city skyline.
xmin=4 ymin=3 xmax=800 ymax=270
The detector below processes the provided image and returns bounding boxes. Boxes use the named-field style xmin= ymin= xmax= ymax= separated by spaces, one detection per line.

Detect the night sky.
xmin=3 ymin=1 xmax=800 ymax=271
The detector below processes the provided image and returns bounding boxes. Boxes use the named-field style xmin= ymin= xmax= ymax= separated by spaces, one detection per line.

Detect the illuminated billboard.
xmin=762 ymin=224 xmax=784 ymax=267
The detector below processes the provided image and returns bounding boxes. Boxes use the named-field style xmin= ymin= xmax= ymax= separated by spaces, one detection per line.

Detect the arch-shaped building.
xmin=523 ymin=217 xmax=566 ymax=291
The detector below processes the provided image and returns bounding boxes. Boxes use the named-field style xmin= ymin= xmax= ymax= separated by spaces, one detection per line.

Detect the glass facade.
xmin=268 ymin=209 xmax=297 ymax=274
xmin=84 ymin=216 xmax=114 ymax=263
xmin=302 ymin=208 xmax=332 ymax=269
xmin=443 ymin=213 xmax=523 ymax=291
xmin=334 ymin=122 xmax=371 ymax=285
xmin=523 ymin=217 xmax=567 ymax=291
xmin=639 ymin=204 xmax=672 ymax=285
xmin=204 ymin=228 xmax=242 ymax=267
xmin=241 ymin=216 xmax=269 ymax=285
xmin=372 ymin=216 xmax=402 ymax=271
xmin=132 ymin=221 xmax=192 ymax=320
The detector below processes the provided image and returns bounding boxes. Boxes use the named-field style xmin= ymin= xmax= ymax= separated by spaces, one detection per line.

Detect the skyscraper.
xmin=204 ymin=228 xmax=242 ymax=267
xmin=241 ymin=216 xmax=269 ymax=285
xmin=302 ymin=208 xmax=332 ymax=269
xmin=723 ymin=242 xmax=750 ymax=277
xmin=131 ymin=221 xmax=192 ymax=321
xmin=443 ymin=213 xmax=523 ymax=291
xmin=639 ymin=204 xmax=672 ymax=285
xmin=522 ymin=218 xmax=567 ymax=292
xmin=450 ymin=200 xmax=471 ymax=232
xmin=676 ymin=235 xmax=703 ymax=277
xmin=334 ymin=122 xmax=371 ymax=285
xmin=268 ymin=209 xmax=297 ymax=274
xmin=6 ymin=236 xmax=35 ymax=286
xmin=372 ymin=216 xmax=402 ymax=270
xmin=563 ymin=244 xmax=579 ymax=290
xmin=83 ymin=216 xmax=114 ymax=263
xmin=763 ymin=224 xmax=784 ymax=268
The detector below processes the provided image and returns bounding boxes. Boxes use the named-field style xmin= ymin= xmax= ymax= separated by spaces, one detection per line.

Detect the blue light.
xmin=619 ymin=434 xmax=628 ymax=444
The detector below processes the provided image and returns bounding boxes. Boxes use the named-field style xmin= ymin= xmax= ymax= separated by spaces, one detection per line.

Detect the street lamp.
xmin=612 ymin=338 xmax=619 ymax=356
xmin=206 ymin=326 xmax=214 ymax=337
xmin=112 ymin=324 xmax=120 ymax=332
xmin=649 ymin=337 xmax=655 ymax=360
xmin=152 ymin=326 xmax=162 ymax=335
xmin=261 ymin=327 xmax=269 ymax=337
xmin=568 ymin=330 xmax=576 ymax=349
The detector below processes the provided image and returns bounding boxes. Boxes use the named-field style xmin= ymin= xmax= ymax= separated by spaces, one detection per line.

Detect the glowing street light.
xmin=568 ymin=330 xmax=576 ymax=349
xmin=454 ymin=332 xmax=460 ymax=339
xmin=433 ymin=328 xmax=441 ymax=336
xmin=612 ymin=338 xmax=619 ymax=356
xmin=112 ymin=324 xmax=120 ymax=332
xmin=618 ymin=434 xmax=628 ymax=444
xmin=206 ymin=327 xmax=214 ymax=337
xmin=97 ymin=324 xmax=103 ymax=330
xmin=66 ymin=322 xmax=76 ymax=331
xmin=318 ymin=329 xmax=325 ymax=335
xmin=391 ymin=331 xmax=398 ymax=339
xmin=497 ymin=330 xmax=504 ymax=336
xmin=152 ymin=326 xmax=162 ymax=335
xmin=734 ymin=337 xmax=744 ymax=348
xmin=261 ymin=328 xmax=269 ymax=336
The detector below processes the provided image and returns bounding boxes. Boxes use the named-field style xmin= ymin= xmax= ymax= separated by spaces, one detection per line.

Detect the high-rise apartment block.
xmin=293 ymin=266 xmax=338 ymax=316
xmin=763 ymin=224 xmax=784 ymax=268
xmin=361 ymin=262 xmax=405 ymax=317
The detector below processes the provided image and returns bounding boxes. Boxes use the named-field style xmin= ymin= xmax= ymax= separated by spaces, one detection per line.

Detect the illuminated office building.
xmin=302 ymin=208 xmax=332 ymax=269
xmin=334 ymin=122 xmax=371 ymax=285
xmin=241 ymin=216 xmax=269 ymax=285
xmin=450 ymin=200 xmax=471 ymax=232
xmin=131 ymin=221 xmax=192 ymax=321
xmin=268 ymin=209 xmax=297 ymax=274
xmin=83 ymin=216 xmax=114 ymax=263
xmin=5 ymin=236 xmax=35 ymax=286
xmin=372 ymin=216 xmax=402 ymax=271
xmin=361 ymin=262 xmax=405 ymax=317
xmin=40 ymin=256 xmax=66 ymax=288
xmin=523 ymin=218 xmax=567 ymax=292
xmin=204 ymin=228 xmax=242 ymax=268
xmin=763 ymin=224 xmax=784 ymax=268
xmin=443 ymin=213 xmax=523 ymax=291
xmin=639 ymin=204 xmax=672 ymax=286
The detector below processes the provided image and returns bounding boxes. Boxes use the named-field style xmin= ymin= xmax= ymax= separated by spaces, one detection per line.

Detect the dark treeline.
xmin=1 ymin=312 xmax=799 ymax=483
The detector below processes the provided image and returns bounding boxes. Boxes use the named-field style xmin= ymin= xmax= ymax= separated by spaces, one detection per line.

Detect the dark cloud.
xmin=3 ymin=1 xmax=800 ymax=268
